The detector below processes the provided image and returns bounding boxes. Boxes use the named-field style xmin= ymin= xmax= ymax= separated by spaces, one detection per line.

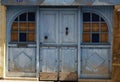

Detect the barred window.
xmin=82 ymin=12 xmax=108 ymax=43
xmin=11 ymin=12 xmax=36 ymax=43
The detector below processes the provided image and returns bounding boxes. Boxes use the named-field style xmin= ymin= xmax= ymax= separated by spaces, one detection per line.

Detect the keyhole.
xmin=66 ymin=27 xmax=68 ymax=30
xmin=66 ymin=27 xmax=69 ymax=35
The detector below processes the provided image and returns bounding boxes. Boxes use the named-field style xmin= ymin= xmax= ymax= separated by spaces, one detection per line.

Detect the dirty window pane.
xmin=92 ymin=23 xmax=99 ymax=32
xmin=12 ymin=22 xmax=18 ymax=31
xmin=28 ymin=12 xmax=35 ymax=21
xmin=20 ymin=13 xmax=27 ymax=21
xmin=82 ymin=12 xmax=108 ymax=43
xmin=82 ymin=33 xmax=90 ymax=42
xmin=11 ymin=32 xmax=18 ymax=42
xmin=101 ymin=23 xmax=108 ymax=32
xmin=101 ymin=18 xmax=105 ymax=22
xmin=11 ymin=12 xmax=36 ymax=43
xmin=83 ymin=13 xmax=90 ymax=22
xmin=83 ymin=23 xmax=90 ymax=32
xmin=15 ymin=17 xmax=18 ymax=21
xmin=19 ymin=33 xmax=26 ymax=42
xmin=101 ymin=33 xmax=108 ymax=43
xmin=19 ymin=22 xmax=27 ymax=31
xmin=92 ymin=13 xmax=99 ymax=22
xmin=92 ymin=33 xmax=99 ymax=42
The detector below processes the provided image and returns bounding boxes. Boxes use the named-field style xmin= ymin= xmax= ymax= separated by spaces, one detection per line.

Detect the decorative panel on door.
xmin=60 ymin=11 xmax=77 ymax=44
xmin=9 ymin=47 xmax=36 ymax=73
xmin=59 ymin=47 xmax=77 ymax=80
xmin=81 ymin=47 xmax=111 ymax=78
xmin=39 ymin=47 xmax=58 ymax=80
xmin=40 ymin=11 xmax=58 ymax=44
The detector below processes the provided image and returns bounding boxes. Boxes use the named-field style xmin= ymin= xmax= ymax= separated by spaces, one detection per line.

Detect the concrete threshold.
xmin=78 ymin=79 xmax=112 ymax=82
xmin=2 ymin=77 xmax=54 ymax=82
xmin=0 ymin=80 xmax=54 ymax=82
xmin=4 ymin=77 xmax=38 ymax=81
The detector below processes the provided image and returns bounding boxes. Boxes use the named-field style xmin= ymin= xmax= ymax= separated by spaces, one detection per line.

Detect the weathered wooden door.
xmin=80 ymin=12 xmax=111 ymax=79
xmin=39 ymin=10 xmax=78 ymax=81
xmin=8 ymin=12 xmax=36 ymax=77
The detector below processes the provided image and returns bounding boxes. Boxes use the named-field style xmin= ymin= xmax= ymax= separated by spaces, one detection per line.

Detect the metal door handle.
xmin=44 ymin=35 xmax=48 ymax=40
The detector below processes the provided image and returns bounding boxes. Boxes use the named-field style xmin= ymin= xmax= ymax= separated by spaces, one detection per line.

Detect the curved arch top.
xmin=7 ymin=7 xmax=37 ymax=42
xmin=82 ymin=7 xmax=113 ymax=33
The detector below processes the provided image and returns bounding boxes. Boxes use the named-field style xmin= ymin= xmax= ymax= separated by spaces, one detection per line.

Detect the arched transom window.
xmin=11 ymin=12 xmax=36 ymax=43
xmin=82 ymin=12 xmax=108 ymax=43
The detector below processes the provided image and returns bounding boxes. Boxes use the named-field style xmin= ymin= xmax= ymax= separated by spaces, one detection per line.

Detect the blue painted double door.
xmin=39 ymin=10 xmax=78 ymax=81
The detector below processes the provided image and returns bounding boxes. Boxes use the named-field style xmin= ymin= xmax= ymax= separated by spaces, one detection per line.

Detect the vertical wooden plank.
xmin=59 ymin=47 xmax=77 ymax=80
xmin=40 ymin=47 xmax=58 ymax=72
xmin=60 ymin=47 xmax=77 ymax=72
xmin=40 ymin=47 xmax=58 ymax=80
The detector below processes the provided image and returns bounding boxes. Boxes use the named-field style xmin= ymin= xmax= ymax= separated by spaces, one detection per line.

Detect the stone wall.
xmin=112 ymin=5 xmax=120 ymax=82
xmin=0 ymin=0 xmax=6 ymax=78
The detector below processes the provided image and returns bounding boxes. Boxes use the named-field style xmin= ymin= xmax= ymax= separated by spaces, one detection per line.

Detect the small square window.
xmin=92 ymin=13 xmax=99 ymax=22
xmin=28 ymin=12 xmax=35 ymax=21
xmin=20 ymin=13 xmax=27 ymax=21
xmin=15 ymin=17 xmax=18 ymax=21
xmin=19 ymin=33 xmax=26 ymax=42
xmin=101 ymin=18 xmax=105 ymax=22
xmin=92 ymin=33 xmax=99 ymax=43
xmin=83 ymin=13 xmax=90 ymax=22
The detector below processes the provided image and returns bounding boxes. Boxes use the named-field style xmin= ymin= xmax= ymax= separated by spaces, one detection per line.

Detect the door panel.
xmin=40 ymin=47 xmax=58 ymax=72
xmin=39 ymin=47 xmax=58 ymax=80
xmin=60 ymin=47 xmax=77 ymax=72
xmin=60 ymin=11 xmax=77 ymax=44
xmin=81 ymin=47 xmax=111 ymax=78
xmin=59 ymin=47 xmax=77 ymax=80
xmin=40 ymin=11 xmax=58 ymax=44
xmin=8 ymin=47 xmax=36 ymax=76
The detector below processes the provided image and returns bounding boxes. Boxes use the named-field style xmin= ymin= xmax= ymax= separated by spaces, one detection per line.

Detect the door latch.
xmin=44 ymin=35 xmax=48 ymax=40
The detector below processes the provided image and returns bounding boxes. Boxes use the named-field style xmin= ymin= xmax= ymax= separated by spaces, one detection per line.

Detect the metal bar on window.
xmin=18 ymin=15 xmax=20 ymax=43
xmin=90 ymin=12 xmax=92 ymax=43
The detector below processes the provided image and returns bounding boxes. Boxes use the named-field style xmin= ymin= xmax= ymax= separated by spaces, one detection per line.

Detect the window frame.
xmin=82 ymin=12 xmax=109 ymax=44
xmin=10 ymin=12 xmax=36 ymax=44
